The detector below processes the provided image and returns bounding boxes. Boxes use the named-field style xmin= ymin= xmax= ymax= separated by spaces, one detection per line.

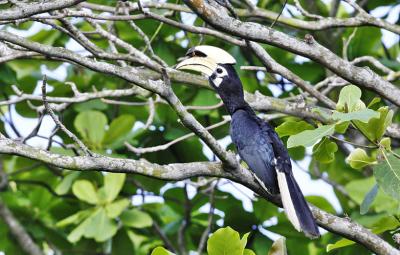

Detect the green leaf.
xmin=354 ymin=106 xmax=393 ymax=142
xmin=103 ymin=173 xmax=126 ymax=202
xmin=344 ymin=176 xmax=400 ymax=214
xmin=287 ymin=125 xmax=335 ymax=148
xmin=345 ymin=148 xmax=377 ymax=169
xmin=380 ymin=137 xmax=391 ymax=151
xmin=253 ymin=199 xmax=278 ymax=222
xmin=367 ymin=97 xmax=381 ymax=108
xmin=334 ymin=121 xmax=350 ymax=134
xmin=360 ymin=184 xmax=378 ymax=215
xmin=120 ymin=209 xmax=153 ymax=228
xmin=74 ymin=110 xmax=107 ymax=148
xmin=336 ymin=85 xmax=364 ymax=112
xmin=83 ymin=207 xmax=118 ymax=242
xmin=56 ymin=208 xmax=93 ymax=227
xmin=275 ymin=121 xmax=314 ymax=137
xmin=55 ymin=172 xmax=80 ymax=195
xmin=67 ymin=213 xmax=92 ymax=243
xmin=72 ymin=180 xmax=99 ymax=205
xmin=312 ymin=137 xmax=338 ymax=163
xmin=151 ymin=247 xmax=176 ymax=255
xmin=103 ymin=115 xmax=135 ymax=145
xmin=243 ymin=249 xmax=256 ymax=255
xmin=105 ymin=199 xmax=130 ymax=218
xmin=306 ymin=196 xmax=336 ymax=214
xmin=374 ymin=153 xmax=400 ymax=201
xmin=268 ymin=237 xmax=287 ymax=255
xmin=207 ymin=227 xmax=246 ymax=255
xmin=326 ymin=238 xmax=354 ymax=252
xmin=331 ymin=109 xmax=379 ymax=123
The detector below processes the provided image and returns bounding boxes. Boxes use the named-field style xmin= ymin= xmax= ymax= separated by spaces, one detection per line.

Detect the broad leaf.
xmin=104 ymin=173 xmax=126 ymax=202
xmin=360 ymin=184 xmax=378 ymax=215
xmin=55 ymin=172 xmax=81 ymax=195
xmin=207 ymin=227 xmax=246 ymax=255
xmin=151 ymin=247 xmax=176 ymax=255
xmin=253 ymin=199 xmax=278 ymax=222
xmin=103 ymin=115 xmax=135 ymax=145
xmin=374 ymin=153 xmax=400 ymax=201
xmin=331 ymin=109 xmax=379 ymax=123
xmin=72 ymin=180 xmax=99 ymax=205
xmin=336 ymin=85 xmax=364 ymax=112
xmin=83 ymin=207 xmax=118 ymax=242
xmin=56 ymin=208 xmax=93 ymax=227
xmin=354 ymin=106 xmax=393 ymax=142
xmin=275 ymin=121 xmax=314 ymax=137
xmin=244 ymin=249 xmax=256 ymax=255
xmin=287 ymin=125 xmax=335 ymax=148
xmin=313 ymin=137 xmax=338 ymax=163
xmin=105 ymin=199 xmax=130 ymax=218
xmin=120 ymin=209 xmax=153 ymax=228
xmin=326 ymin=238 xmax=354 ymax=252
xmin=74 ymin=110 xmax=107 ymax=148
xmin=346 ymin=148 xmax=377 ymax=169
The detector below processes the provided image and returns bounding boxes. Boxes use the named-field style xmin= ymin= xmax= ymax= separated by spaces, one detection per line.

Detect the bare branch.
xmin=184 ymin=0 xmax=400 ymax=106
xmin=41 ymin=76 xmax=92 ymax=156
xmin=0 ymin=0 xmax=84 ymax=21
xmin=0 ymin=199 xmax=44 ymax=255
xmin=0 ymin=136 xmax=398 ymax=255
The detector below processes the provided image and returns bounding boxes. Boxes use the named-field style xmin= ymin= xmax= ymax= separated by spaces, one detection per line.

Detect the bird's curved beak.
xmin=175 ymin=56 xmax=217 ymax=77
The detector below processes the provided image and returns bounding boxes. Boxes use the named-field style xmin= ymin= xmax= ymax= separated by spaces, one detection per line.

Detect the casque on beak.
xmin=175 ymin=56 xmax=217 ymax=77
xmin=175 ymin=45 xmax=236 ymax=77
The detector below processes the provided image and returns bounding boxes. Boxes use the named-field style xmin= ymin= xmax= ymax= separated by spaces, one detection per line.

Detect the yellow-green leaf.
xmin=346 ymin=148 xmax=377 ymax=169
xmin=72 ymin=180 xmax=99 ymax=204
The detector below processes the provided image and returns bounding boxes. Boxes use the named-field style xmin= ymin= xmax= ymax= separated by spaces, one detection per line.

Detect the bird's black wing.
xmin=236 ymin=131 xmax=279 ymax=194
xmin=231 ymin=110 xmax=279 ymax=193
xmin=261 ymin=120 xmax=320 ymax=238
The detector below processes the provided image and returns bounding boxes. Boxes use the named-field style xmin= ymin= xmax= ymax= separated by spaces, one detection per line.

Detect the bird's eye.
xmin=216 ymin=68 xmax=223 ymax=74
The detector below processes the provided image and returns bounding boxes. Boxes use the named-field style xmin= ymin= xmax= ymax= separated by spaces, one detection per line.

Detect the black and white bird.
xmin=176 ymin=45 xmax=320 ymax=238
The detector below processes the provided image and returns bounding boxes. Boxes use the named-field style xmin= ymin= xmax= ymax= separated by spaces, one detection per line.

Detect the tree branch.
xmin=0 ymin=136 xmax=398 ymax=255
xmin=183 ymin=0 xmax=400 ymax=107
xmin=0 ymin=0 xmax=84 ymax=21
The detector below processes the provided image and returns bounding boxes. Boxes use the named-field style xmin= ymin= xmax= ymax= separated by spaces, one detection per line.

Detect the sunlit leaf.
xmin=287 ymin=125 xmax=335 ymax=148
xmin=346 ymin=148 xmax=377 ymax=169
xmin=207 ymin=227 xmax=246 ymax=255
xmin=103 ymin=173 xmax=126 ymax=202
xmin=275 ymin=120 xmax=314 ymax=137
xmin=120 ymin=209 xmax=153 ymax=228
xmin=151 ymin=247 xmax=176 ymax=255
xmin=336 ymin=85 xmax=364 ymax=112
xmin=55 ymin=172 xmax=81 ymax=195
xmin=354 ymin=106 xmax=393 ymax=142
xmin=72 ymin=180 xmax=99 ymax=204
xmin=331 ymin=109 xmax=379 ymax=123
xmin=105 ymin=199 xmax=130 ymax=218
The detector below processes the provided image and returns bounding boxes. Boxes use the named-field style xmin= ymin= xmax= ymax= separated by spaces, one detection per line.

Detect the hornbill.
xmin=176 ymin=45 xmax=320 ymax=238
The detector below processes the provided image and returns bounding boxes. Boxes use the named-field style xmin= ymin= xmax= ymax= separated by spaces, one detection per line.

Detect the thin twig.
xmin=125 ymin=117 xmax=230 ymax=154
xmin=197 ymin=180 xmax=218 ymax=254
xmin=270 ymin=0 xmax=288 ymax=28
xmin=41 ymin=76 xmax=93 ymax=156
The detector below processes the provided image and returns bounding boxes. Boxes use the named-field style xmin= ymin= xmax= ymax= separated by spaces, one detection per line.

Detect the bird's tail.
xmin=277 ymin=171 xmax=320 ymax=239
